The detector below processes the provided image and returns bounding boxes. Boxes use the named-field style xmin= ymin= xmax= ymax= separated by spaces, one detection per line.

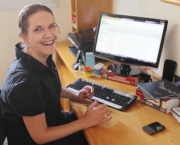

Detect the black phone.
xmin=142 ymin=122 xmax=165 ymax=135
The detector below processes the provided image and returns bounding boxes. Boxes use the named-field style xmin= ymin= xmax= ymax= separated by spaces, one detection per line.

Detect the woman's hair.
xmin=18 ymin=3 xmax=54 ymax=35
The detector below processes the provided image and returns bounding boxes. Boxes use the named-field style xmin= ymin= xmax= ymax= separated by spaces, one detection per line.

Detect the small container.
xmin=93 ymin=63 xmax=104 ymax=75
xmin=84 ymin=66 xmax=93 ymax=77
xmin=78 ymin=59 xmax=85 ymax=74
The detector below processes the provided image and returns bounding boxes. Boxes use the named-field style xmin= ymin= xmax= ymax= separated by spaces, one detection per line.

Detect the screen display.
xmin=93 ymin=13 xmax=168 ymax=70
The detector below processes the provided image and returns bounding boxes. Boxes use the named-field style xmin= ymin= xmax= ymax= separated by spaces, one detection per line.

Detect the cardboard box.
xmin=101 ymin=69 xmax=138 ymax=86
xmin=136 ymin=87 xmax=180 ymax=113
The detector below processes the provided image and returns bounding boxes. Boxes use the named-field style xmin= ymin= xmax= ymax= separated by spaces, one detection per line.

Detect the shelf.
xmin=72 ymin=23 xmax=77 ymax=30
xmin=161 ymin=0 xmax=180 ymax=6
xmin=72 ymin=11 xmax=76 ymax=16
xmin=70 ymin=0 xmax=112 ymax=31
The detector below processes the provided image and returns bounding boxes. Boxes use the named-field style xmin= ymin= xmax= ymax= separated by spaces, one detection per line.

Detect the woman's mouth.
xmin=42 ymin=40 xmax=54 ymax=45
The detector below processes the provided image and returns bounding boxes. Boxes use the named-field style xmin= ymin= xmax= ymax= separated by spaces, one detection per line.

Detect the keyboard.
xmin=67 ymin=79 xmax=137 ymax=110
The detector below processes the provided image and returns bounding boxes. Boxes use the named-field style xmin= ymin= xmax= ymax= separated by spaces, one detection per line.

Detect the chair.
xmin=0 ymin=89 xmax=6 ymax=145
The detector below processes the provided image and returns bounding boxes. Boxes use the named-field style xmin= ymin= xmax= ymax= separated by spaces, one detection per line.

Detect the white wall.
xmin=0 ymin=0 xmax=71 ymax=88
xmin=1 ymin=0 xmax=180 ymax=88
xmin=113 ymin=0 xmax=180 ymax=78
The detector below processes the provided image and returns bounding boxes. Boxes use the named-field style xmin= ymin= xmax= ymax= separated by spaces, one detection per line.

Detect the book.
xmin=171 ymin=107 xmax=180 ymax=122
xmin=137 ymin=79 xmax=180 ymax=99
xmin=136 ymin=87 xmax=180 ymax=113
xmin=101 ymin=69 xmax=138 ymax=86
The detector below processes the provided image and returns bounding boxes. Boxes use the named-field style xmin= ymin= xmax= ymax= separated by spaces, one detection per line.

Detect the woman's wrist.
xmin=72 ymin=91 xmax=80 ymax=100
xmin=79 ymin=117 xmax=88 ymax=129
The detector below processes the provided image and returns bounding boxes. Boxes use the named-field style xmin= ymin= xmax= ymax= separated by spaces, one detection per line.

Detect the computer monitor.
xmin=93 ymin=13 xmax=168 ymax=76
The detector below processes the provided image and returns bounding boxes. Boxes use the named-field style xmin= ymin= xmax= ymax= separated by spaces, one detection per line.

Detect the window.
xmin=0 ymin=0 xmax=58 ymax=11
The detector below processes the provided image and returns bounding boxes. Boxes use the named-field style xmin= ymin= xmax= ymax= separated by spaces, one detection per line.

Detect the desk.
xmin=56 ymin=41 xmax=180 ymax=145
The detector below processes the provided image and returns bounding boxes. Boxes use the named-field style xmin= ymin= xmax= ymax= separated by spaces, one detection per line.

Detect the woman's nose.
xmin=44 ymin=28 xmax=53 ymax=37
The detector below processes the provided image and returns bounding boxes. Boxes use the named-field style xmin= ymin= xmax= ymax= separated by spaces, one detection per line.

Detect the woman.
xmin=0 ymin=3 xmax=112 ymax=145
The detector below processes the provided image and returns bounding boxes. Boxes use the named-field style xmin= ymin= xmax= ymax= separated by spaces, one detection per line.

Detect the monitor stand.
xmin=107 ymin=63 xmax=142 ymax=76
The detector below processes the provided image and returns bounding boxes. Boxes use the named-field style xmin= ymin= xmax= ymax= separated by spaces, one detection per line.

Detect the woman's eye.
xmin=50 ymin=23 xmax=57 ymax=29
xmin=34 ymin=27 xmax=42 ymax=31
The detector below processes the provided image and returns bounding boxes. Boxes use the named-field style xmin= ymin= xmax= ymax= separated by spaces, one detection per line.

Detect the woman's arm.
xmin=23 ymin=100 xmax=111 ymax=144
xmin=23 ymin=113 xmax=85 ymax=144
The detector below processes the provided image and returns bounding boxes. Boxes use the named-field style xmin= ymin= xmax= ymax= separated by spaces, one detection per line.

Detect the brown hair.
xmin=18 ymin=3 xmax=54 ymax=35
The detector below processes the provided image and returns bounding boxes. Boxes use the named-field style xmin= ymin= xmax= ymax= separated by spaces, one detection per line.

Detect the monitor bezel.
xmin=93 ymin=13 xmax=168 ymax=68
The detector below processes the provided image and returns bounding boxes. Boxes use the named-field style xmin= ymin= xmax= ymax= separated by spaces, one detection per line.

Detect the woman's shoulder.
xmin=3 ymin=60 xmax=40 ymax=91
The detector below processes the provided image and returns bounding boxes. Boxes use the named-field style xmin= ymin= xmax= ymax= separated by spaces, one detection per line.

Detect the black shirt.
xmin=0 ymin=43 xmax=88 ymax=145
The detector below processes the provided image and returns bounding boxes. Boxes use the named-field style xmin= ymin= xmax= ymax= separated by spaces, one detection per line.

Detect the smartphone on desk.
xmin=142 ymin=122 xmax=165 ymax=135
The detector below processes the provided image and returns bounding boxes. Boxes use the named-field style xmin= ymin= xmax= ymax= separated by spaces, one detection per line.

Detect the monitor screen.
xmin=93 ymin=13 xmax=168 ymax=76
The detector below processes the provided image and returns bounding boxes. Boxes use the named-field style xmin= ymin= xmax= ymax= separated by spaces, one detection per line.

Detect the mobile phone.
xmin=142 ymin=122 xmax=165 ymax=135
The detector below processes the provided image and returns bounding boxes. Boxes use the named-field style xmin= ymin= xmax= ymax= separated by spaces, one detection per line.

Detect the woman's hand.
xmin=77 ymin=85 xmax=94 ymax=101
xmin=82 ymin=100 xmax=112 ymax=129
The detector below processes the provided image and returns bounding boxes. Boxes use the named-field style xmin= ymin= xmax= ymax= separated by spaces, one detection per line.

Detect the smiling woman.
xmin=0 ymin=3 xmax=112 ymax=145
xmin=0 ymin=0 xmax=58 ymax=10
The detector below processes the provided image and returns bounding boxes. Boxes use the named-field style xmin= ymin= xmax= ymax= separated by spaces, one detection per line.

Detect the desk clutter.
xmin=136 ymin=87 xmax=179 ymax=113
xmin=83 ymin=66 xmax=93 ymax=78
xmin=136 ymin=79 xmax=180 ymax=114
xmin=93 ymin=63 xmax=104 ymax=75
xmin=77 ymin=59 xmax=104 ymax=77
xmin=137 ymin=79 xmax=180 ymax=99
xmin=100 ymin=69 xmax=138 ymax=86
xmin=79 ymin=60 xmax=152 ymax=87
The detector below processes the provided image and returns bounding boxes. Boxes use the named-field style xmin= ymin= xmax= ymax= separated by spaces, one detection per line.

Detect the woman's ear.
xmin=19 ymin=33 xmax=29 ymax=47
xmin=19 ymin=33 xmax=25 ymax=41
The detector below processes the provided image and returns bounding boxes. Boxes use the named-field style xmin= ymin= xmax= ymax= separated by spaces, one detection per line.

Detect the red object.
xmin=136 ymin=87 xmax=144 ymax=99
xmin=72 ymin=16 xmax=77 ymax=23
xmin=84 ymin=66 xmax=93 ymax=72
xmin=100 ymin=69 xmax=138 ymax=86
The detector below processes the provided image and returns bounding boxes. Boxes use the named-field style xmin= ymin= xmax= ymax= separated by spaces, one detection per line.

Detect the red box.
xmin=101 ymin=69 xmax=138 ymax=86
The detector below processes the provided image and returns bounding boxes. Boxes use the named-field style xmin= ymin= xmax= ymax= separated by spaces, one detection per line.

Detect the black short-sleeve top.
xmin=0 ymin=42 xmax=66 ymax=144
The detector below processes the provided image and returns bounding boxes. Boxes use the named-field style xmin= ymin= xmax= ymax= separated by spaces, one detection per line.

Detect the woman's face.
xmin=22 ymin=11 xmax=59 ymax=58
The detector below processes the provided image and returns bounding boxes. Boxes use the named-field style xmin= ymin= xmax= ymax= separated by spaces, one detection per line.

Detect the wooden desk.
xmin=56 ymin=41 xmax=180 ymax=145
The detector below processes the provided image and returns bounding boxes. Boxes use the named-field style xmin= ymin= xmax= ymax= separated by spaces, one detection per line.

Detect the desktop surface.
xmin=72 ymin=100 xmax=180 ymax=145
xmin=56 ymin=41 xmax=180 ymax=145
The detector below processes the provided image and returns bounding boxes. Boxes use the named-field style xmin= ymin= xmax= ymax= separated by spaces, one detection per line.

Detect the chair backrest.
xmin=0 ymin=89 xmax=6 ymax=145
